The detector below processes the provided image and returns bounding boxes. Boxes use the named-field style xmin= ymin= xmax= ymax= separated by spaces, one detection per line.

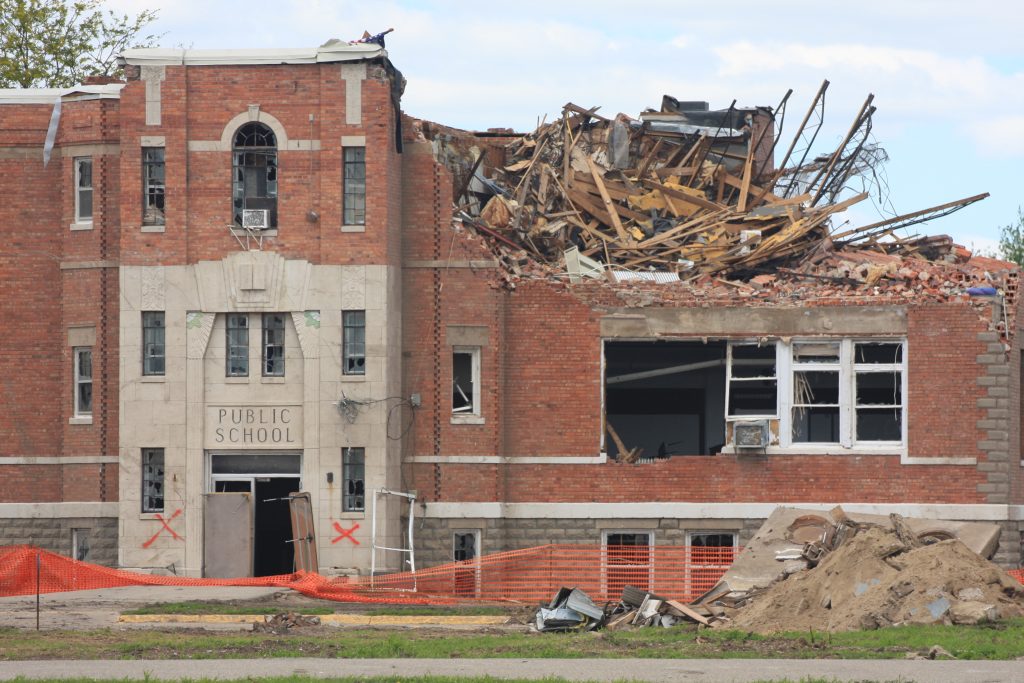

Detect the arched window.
xmin=233 ymin=122 xmax=278 ymax=228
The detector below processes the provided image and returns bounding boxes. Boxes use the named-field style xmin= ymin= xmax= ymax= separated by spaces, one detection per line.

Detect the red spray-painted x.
xmin=332 ymin=521 xmax=360 ymax=545
xmin=142 ymin=508 xmax=183 ymax=548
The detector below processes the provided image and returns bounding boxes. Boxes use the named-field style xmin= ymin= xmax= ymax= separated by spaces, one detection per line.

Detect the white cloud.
xmin=670 ymin=34 xmax=690 ymax=49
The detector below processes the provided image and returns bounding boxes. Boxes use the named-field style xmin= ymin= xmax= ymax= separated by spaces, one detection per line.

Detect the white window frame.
xmin=723 ymin=338 xmax=907 ymax=455
xmin=601 ymin=529 xmax=654 ymax=596
xmin=73 ymin=157 xmax=93 ymax=228
xmin=73 ymin=346 xmax=92 ymax=419
xmin=451 ymin=346 xmax=483 ymax=424
xmin=452 ymin=529 xmax=481 ymax=562
xmin=725 ymin=340 xmax=780 ymax=420
xmin=778 ymin=338 xmax=906 ymax=450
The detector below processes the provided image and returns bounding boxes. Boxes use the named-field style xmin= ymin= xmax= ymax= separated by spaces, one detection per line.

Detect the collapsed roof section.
xmin=415 ymin=82 xmax=1016 ymax=336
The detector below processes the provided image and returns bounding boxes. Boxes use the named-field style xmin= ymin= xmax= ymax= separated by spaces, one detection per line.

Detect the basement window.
xmin=72 ymin=528 xmax=91 ymax=562
xmin=603 ymin=531 xmax=652 ymax=594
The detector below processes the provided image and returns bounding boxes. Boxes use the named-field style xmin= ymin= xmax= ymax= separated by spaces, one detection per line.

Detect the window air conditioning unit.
xmin=242 ymin=209 xmax=269 ymax=230
xmin=732 ymin=420 xmax=770 ymax=449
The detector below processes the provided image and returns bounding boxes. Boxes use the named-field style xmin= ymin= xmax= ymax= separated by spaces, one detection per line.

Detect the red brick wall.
xmin=119 ymin=61 xmax=400 ymax=267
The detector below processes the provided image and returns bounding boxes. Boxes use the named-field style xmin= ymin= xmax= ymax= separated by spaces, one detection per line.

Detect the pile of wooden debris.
xmin=452 ymin=82 xmax=989 ymax=282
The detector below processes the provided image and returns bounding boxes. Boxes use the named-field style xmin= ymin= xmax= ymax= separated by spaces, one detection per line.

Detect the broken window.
xmin=343 ymin=146 xmax=366 ymax=225
xmin=788 ymin=339 xmax=904 ymax=446
xmin=453 ymin=530 xmax=479 ymax=562
xmin=342 ymin=310 xmax=365 ymax=375
xmin=726 ymin=342 xmax=778 ymax=417
xmin=603 ymin=531 xmax=652 ymax=593
xmin=686 ymin=532 xmax=736 ymax=597
xmin=854 ymin=342 xmax=903 ymax=442
xmin=142 ymin=147 xmax=165 ymax=225
xmin=342 ymin=447 xmax=365 ymax=512
xmin=142 ymin=311 xmax=165 ymax=376
xmin=262 ymin=313 xmax=285 ymax=377
xmin=72 ymin=528 xmax=91 ymax=562
xmin=233 ymin=123 xmax=277 ymax=228
xmin=226 ymin=314 xmax=249 ymax=377
xmin=604 ymin=340 xmax=727 ymax=457
xmin=142 ymin=448 xmax=164 ymax=513
xmin=73 ymin=347 xmax=92 ymax=417
xmin=74 ymin=157 xmax=93 ymax=223
xmin=452 ymin=347 xmax=480 ymax=416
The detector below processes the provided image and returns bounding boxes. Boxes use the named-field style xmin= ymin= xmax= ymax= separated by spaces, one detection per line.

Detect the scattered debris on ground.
xmin=697 ymin=509 xmax=1024 ymax=634
xmin=252 ymin=611 xmax=321 ymax=634
xmin=534 ymin=584 xmax=715 ymax=632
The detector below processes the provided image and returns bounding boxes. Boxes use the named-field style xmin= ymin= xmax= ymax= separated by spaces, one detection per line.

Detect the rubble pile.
xmin=252 ymin=611 xmax=322 ymax=634
xmin=433 ymin=83 xmax=1015 ymax=318
xmin=704 ymin=516 xmax=1024 ymax=634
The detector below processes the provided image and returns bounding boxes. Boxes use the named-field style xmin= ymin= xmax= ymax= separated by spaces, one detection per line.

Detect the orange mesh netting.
xmin=0 ymin=545 xmax=442 ymax=604
xmin=350 ymin=544 xmax=740 ymax=603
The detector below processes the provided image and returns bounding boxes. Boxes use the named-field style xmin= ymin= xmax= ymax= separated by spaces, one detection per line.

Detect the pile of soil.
xmin=725 ymin=526 xmax=1024 ymax=634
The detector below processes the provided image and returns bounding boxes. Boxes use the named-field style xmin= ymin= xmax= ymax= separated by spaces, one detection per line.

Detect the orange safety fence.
xmin=5 ymin=544 xmax=1024 ymax=607
xmin=350 ymin=544 xmax=741 ymax=603
xmin=0 ymin=545 xmax=444 ymax=604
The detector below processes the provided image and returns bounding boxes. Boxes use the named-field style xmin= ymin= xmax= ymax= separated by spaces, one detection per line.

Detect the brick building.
xmin=1 ymin=42 xmax=1022 ymax=577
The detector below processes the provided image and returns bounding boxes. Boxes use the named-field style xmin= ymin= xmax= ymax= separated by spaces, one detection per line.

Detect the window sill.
xmin=140 ymin=375 xmax=165 ymax=383
xmin=224 ymin=376 xmax=250 ymax=384
xmin=341 ymin=373 xmax=366 ymax=382
xmin=69 ymin=416 xmax=93 ymax=425
xmin=451 ymin=414 xmax=485 ymax=425
xmin=720 ymin=444 xmax=903 ymax=456
xmin=337 ymin=511 xmax=365 ymax=519
xmin=140 ymin=224 xmax=166 ymax=233
xmin=341 ymin=224 xmax=366 ymax=233
xmin=231 ymin=228 xmax=278 ymax=237
xmin=69 ymin=221 xmax=93 ymax=231
xmin=139 ymin=511 xmax=166 ymax=520
xmin=261 ymin=376 xmax=286 ymax=384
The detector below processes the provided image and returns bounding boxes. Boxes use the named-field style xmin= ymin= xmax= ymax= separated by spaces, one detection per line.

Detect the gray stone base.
xmin=415 ymin=516 xmax=1024 ymax=570
xmin=0 ymin=517 xmax=117 ymax=566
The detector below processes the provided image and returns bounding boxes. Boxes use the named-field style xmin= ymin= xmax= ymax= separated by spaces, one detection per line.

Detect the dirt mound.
xmin=725 ymin=526 xmax=1024 ymax=634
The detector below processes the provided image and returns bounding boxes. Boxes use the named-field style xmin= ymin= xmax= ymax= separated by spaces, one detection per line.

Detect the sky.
xmin=109 ymin=0 xmax=1024 ymax=253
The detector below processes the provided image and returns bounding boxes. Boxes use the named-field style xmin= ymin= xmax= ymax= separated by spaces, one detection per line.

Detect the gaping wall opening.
xmin=604 ymin=340 xmax=727 ymax=458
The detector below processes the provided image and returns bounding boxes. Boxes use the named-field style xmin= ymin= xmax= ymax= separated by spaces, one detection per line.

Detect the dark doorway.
xmin=254 ymin=477 xmax=300 ymax=576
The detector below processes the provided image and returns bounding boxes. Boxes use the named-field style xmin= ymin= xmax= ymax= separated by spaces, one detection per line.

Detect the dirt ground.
xmin=0 ymin=585 xmax=529 ymax=631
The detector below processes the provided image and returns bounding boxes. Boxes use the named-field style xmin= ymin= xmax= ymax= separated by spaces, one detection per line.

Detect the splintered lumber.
xmin=454 ymin=92 xmax=991 ymax=282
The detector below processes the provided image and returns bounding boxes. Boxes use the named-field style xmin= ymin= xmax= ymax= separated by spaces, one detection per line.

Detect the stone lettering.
xmin=207 ymin=405 xmax=301 ymax=448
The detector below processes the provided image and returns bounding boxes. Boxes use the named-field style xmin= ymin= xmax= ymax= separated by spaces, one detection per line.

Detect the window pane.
xmin=792 ymin=406 xmax=840 ymax=442
xmin=142 ymin=448 xmax=165 ymax=513
xmin=343 ymin=310 xmax=366 ymax=375
xmin=343 ymin=447 xmax=365 ymax=512
xmin=343 ymin=147 xmax=366 ymax=225
xmin=262 ymin=314 xmax=285 ymax=376
xmin=453 ymin=532 xmax=477 ymax=562
xmin=855 ymin=342 xmax=902 ymax=364
xmin=730 ymin=344 xmax=776 ymax=378
xmin=856 ymin=408 xmax=902 ymax=441
xmin=226 ymin=314 xmax=249 ymax=377
xmin=211 ymin=452 xmax=300 ymax=475
xmin=78 ymin=189 xmax=93 ymax=219
xmin=728 ymin=378 xmax=777 ymax=415
xmin=793 ymin=371 xmax=839 ymax=405
xmin=233 ymin=124 xmax=277 ymax=227
xmin=856 ymin=372 xmax=901 ymax=406
xmin=142 ymin=312 xmax=165 ymax=376
xmin=453 ymin=352 xmax=474 ymax=412
xmin=142 ymin=147 xmax=165 ymax=225
xmin=793 ymin=341 xmax=840 ymax=364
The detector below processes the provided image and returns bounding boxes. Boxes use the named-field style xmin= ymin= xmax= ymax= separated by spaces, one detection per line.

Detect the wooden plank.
xmin=642 ymin=178 xmax=727 ymax=213
xmin=586 ymin=157 xmax=629 ymax=241
xmin=664 ymin=599 xmax=710 ymax=625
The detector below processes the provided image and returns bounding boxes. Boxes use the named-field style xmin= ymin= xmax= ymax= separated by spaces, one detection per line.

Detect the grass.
xmin=121 ymin=601 xmax=509 ymax=617
xmin=2 ymin=619 xmax=1024 ymax=661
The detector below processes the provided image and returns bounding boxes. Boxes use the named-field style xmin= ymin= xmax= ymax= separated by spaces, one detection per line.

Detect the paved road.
xmin=0 ymin=658 xmax=1020 ymax=682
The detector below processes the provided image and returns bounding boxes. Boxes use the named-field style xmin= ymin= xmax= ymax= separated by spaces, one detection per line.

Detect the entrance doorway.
xmin=209 ymin=452 xmax=301 ymax=577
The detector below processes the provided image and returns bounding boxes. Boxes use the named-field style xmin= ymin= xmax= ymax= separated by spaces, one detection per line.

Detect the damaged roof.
xmin=416 ymin=82 xmax=1017 ymax=337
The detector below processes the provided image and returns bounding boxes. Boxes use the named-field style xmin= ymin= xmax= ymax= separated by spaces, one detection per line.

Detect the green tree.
xmin=998 ymin=206 xmax=1024 ymax=266
xmin=0 ymin=0 xmax=160 ymax=88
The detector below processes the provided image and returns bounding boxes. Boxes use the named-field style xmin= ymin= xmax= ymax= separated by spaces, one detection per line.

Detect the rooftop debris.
xmin=431 ymin=82 xmax=1016 ymax=317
